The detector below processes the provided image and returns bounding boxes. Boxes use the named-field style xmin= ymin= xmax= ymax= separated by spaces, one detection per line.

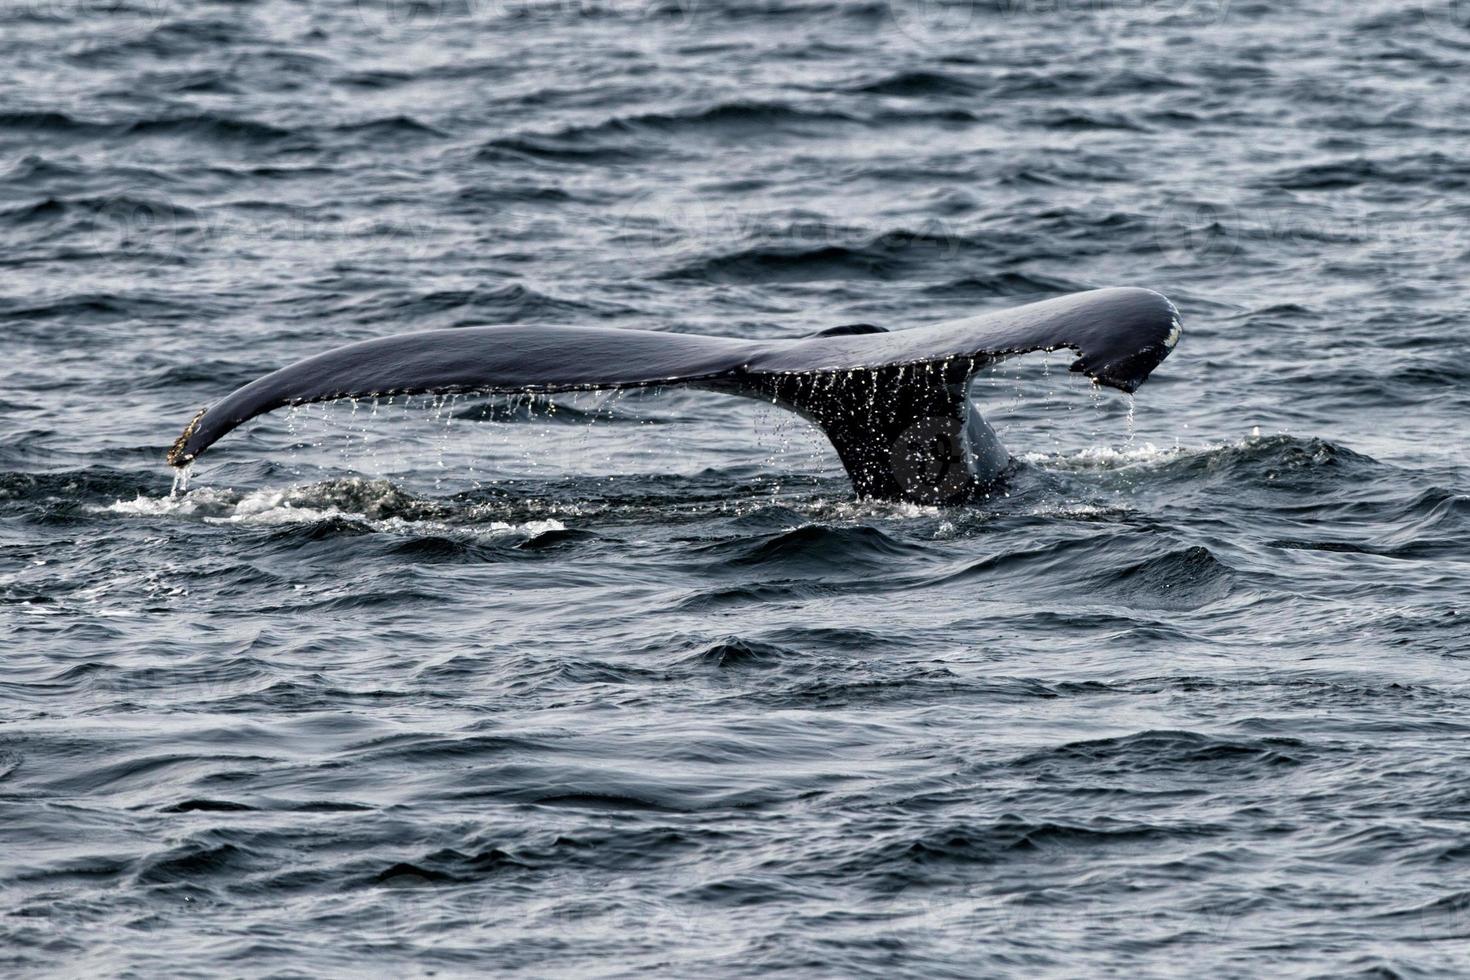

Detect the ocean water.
xmin=4 ymin=0 xmax=1470 ymax=975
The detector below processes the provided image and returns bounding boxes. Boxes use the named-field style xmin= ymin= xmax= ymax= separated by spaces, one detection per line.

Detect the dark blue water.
xmin=5 ymin=0 xmax=1470 ymax=974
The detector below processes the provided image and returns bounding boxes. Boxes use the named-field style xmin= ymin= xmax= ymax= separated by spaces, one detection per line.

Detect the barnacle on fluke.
xmin=166 ymin=406 xmax=208 ymax=468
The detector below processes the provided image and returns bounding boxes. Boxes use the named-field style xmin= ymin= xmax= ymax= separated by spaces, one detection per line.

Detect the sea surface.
xmin=4 ymin=0 xmax=1470 ymax=975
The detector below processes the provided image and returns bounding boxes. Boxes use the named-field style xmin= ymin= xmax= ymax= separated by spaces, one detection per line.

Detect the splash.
xmin=105 ymin=479 xmax=567 ymax=540
xmin=1017 ymin=441 xmax=1182 ymax=470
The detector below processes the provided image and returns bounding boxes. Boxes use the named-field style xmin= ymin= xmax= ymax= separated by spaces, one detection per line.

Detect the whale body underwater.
xmin=167 ymin=287 xmax=1182 ymax=505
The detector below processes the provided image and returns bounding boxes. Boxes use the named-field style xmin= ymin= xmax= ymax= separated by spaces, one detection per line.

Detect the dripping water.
xmin=169 ymin=462 xmax=193 ymax=498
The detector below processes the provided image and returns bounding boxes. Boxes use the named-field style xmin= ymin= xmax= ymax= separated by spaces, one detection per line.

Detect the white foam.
xmin=506 ymin=518 xmax=566 ymax=536
xmin=779 ymin=496 xmax=943 ymax=521
xmin=214 ymin=489 xmax=341 ymax=525
xmin=1018 ymin=441 xmax=1181 ymax=470
xmin=104 ymin=484 xmax=566 ymax=539
xmin=1027 ymin=501 xmax=1127 ymax=518
xmin=105 ymin=487 xmax=241 ymax=518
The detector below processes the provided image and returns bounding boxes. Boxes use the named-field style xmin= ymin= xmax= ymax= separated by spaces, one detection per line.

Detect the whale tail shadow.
xmin=167 ymin=287 xmax=1181 ymax=504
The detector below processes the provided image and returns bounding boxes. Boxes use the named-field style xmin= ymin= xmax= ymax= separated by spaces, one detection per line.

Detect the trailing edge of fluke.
xmin=167 ymin=287 xmax=1181 ymax=504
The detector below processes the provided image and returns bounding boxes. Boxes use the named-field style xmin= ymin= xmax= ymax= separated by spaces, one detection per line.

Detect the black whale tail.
xmin=167 ymin=287 xmax=1181 ymax=504
xmin=734 ymin=360 xmax=1002 ymax=503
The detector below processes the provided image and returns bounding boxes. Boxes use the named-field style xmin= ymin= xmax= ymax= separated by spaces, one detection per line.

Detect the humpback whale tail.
xmin=167 ymin=287 xmax=1181 ymax=504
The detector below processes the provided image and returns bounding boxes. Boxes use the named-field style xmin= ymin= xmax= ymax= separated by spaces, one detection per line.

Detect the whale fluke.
xmin=167 ymin=287 xmax=1181 ymax=503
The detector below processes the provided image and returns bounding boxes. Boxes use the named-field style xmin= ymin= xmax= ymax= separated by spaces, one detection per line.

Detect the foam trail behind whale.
xmin=168 ymin=287 xmax=1181 ymax=503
